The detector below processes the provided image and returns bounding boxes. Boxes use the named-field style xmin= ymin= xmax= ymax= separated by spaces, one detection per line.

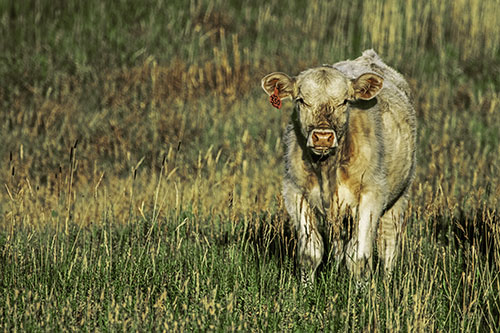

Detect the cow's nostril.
xmin=312 ymin=133 xmax=320 ymax=143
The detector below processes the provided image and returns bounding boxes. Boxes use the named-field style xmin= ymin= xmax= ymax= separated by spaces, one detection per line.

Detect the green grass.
xmin=1 ymin=0 xmax=500 ymax=330
xmin=2 ymin=210 xmax=497 ymax=331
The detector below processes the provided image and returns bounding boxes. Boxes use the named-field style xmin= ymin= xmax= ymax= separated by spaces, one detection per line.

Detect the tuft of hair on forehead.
xmin=296 ymin=67 xmax=350 ymax=102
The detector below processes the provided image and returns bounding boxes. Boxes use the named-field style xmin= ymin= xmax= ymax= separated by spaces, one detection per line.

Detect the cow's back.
xmin=333 ymin=49 xmax=413 ymax=101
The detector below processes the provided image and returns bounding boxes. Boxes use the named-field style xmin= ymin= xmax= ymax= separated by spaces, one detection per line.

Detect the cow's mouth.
xmin=310 ymin=147 xmax=333 ymax=155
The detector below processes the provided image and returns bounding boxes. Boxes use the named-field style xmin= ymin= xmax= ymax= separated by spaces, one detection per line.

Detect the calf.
xmin=262 ymin=50 xmax=416 ymax=284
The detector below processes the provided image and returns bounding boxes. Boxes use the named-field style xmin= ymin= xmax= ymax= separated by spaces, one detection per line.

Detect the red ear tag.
xmin=270 ymin=87 xmax=282 ymax=109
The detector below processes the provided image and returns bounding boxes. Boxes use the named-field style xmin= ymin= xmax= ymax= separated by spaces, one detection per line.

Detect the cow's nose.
xmin=311 ymin=129 xmax=336 ymax=148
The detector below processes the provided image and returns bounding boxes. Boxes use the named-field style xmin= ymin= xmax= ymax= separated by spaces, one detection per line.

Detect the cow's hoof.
xmin=299 ymin=269 xmax=315 ymax=288
xmin=355 ymin=278 xmax=369 ymax=291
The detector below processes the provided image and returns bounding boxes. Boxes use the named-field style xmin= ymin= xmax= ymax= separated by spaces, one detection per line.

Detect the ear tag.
xmin=270 ymin=87 xmax=282 ymax=109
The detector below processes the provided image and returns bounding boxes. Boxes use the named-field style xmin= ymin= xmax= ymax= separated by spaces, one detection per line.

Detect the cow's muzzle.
xmin=307 ymin=129 xmax=338 ymax=155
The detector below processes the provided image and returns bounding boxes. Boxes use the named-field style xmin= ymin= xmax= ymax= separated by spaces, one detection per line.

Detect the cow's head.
xmin=262 ymin=67 xmax=383 ymax=156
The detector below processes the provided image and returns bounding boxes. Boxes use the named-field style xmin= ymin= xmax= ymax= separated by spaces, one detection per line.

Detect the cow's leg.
xmin=377 ymin=192 xmax=408 ymax=274
xmin=296 ymin=203 xmax=323 ymax=285
xmin=346 ymin=192 xmax=382 ymax=278
xmin=284 ymin=183 xmax=323 ymax=286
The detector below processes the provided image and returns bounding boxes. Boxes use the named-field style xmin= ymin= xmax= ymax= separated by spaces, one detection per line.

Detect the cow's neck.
xmin=312 ymin=134 xmax=349 ymax=211
xmin=291 ymin=107 xmax=308 ymax=152
xmin=291 ymin=109 xmax=352 ymax=212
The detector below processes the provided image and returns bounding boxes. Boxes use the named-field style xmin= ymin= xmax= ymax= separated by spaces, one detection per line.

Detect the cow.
xmin=261 ymin=50 xmax=416 ymax=284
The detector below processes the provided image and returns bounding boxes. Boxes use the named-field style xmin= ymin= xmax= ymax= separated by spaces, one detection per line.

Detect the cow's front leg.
xmin=284 ymin=186 xmax=324 ymax=285
xmin=297 ymin=201 xmax=324 ymax=286
xmin=346 ymin=192 xmax=382 ymax=278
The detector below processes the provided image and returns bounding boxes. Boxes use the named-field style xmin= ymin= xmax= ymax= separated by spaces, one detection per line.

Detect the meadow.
xmin=1 ymin=0 xmax=499 ymax=330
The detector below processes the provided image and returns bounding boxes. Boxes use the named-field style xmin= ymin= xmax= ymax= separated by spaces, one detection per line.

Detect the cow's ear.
xmin=351 ymin=73 xmax=383 ymax=100
xmin=261 ymin=72 xmax=295 ymax=100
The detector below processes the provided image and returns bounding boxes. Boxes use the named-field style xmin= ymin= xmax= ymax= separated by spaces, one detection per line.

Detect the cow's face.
xmin=262 ymin=67 xmax=383 ymax=156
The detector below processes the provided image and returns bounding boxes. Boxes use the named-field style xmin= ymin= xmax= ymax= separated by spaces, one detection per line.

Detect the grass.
xmin=1 ymin=0 xmax=499 ymax=330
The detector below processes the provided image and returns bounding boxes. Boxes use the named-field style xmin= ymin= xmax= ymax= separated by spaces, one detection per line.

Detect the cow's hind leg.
xmin=377 ymin=192 xmax=408 ymax=274
xmin=284 ymin=184 xmax=323 ymax=286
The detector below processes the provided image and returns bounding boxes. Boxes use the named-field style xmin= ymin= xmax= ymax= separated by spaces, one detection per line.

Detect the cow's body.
xmin=262 ymin=50 xmax=416 ymax=283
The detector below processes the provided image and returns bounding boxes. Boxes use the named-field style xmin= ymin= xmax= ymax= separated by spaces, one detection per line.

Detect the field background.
xmin=1 ymin=0 xmax=499 ymax=331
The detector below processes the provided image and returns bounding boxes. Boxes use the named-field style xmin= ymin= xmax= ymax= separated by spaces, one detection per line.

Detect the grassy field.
xmin=1 ymin=0 xmax=499 ymax=330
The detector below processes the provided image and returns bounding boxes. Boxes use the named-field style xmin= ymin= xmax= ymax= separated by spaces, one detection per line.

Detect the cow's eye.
xmin=296 ymin=98 xmax=310 ymax=107
xmin=336 ymin=99 xmax=349 ymax=108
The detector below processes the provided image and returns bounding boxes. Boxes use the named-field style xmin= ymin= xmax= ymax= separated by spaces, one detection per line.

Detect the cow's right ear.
xmin=350 ymin=72 xmax=384 ymax=100
xmin=261 ymin=72 xmax=294 ymax=100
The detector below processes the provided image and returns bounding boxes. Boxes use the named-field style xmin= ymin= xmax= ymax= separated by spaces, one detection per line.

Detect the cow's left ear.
xmin=351 ymin=73 xmax=384 ymax=100
xmin=261 ymin=72 xmax=295 ymax=100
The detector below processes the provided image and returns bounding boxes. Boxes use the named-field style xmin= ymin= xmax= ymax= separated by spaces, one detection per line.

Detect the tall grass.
xmin=1 ymin=0 xmax=499 ymax=330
